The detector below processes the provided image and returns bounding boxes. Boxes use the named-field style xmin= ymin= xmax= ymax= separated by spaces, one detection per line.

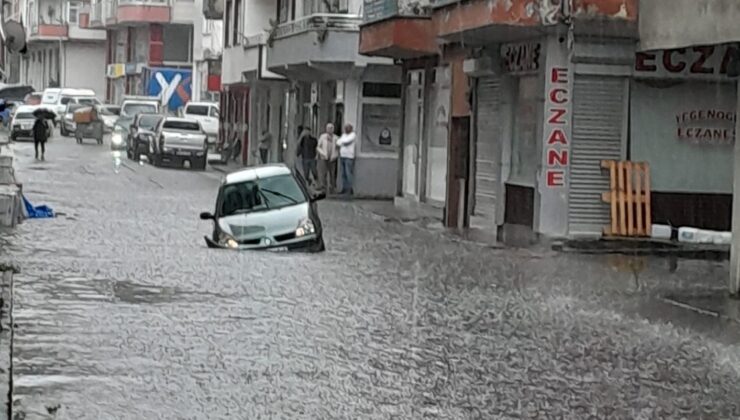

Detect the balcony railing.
xmin=274 ymin=13 xmax=362 ymax=39
xmin=363 ymin=0 xmax=432 ymax=23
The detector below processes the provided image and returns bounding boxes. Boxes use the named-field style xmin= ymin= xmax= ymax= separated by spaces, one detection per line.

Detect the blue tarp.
xmin=23 ymin=195 xmax=55 ymax=219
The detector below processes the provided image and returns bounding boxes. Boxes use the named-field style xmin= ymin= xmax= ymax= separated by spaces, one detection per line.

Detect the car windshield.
xmin=139 ymin=115 xmax=162 ymax=130
xmin=122 ymin=103 xmax=157 ymax=116
xmin=185 ymin=105 xmax=209 ymax=116
xmin=14 ymin=112 xmax=33 ymax=120
xmin=98 ymin=106 xmax=117 ymax=116
xmin=77 ymin=97 xmax=100 ymax=105
xmin=220 ymin=175 xmax=306 ymax=216
xmin=105 ymin=107 xmax=121 ymax=116
xmin=163 ymin=120 xmax=200 ymax=131
xmin=67 ymin=105 xmax=85 ymax=113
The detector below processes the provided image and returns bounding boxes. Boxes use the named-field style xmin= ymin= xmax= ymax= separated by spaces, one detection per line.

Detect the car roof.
xmin=163 ymin=116 xmax=198 ymax=123
xmin=224 ymin=164 xmax=292 ymax=184
xmin=15 ymin=105 xmax=41 ymax=113
xmin=186 ymin=102 xmax=218 ymax=107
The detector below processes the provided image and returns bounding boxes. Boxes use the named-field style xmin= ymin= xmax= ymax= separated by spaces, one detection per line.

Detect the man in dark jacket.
xmin=32 ymin=117 xmax=48 ymax=160
xmin=296 ymin=126 xmax=318 ymax=184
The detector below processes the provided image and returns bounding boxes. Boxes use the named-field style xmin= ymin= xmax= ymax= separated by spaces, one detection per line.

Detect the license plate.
xmin=268 ymin=246 xmax=288 ymax=252
xmin=176 ymin=151 xmax=192 ymax=156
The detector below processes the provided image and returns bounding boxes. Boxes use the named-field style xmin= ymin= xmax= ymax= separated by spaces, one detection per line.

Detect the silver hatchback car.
xmin=200 ymin=164 xmax=326 ymax=252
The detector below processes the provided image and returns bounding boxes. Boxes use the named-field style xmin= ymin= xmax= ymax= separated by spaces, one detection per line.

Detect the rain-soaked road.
xmin=1 ymin=134 xmax=740 ymax=419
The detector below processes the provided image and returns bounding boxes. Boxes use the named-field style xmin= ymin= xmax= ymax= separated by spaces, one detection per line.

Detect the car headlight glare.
xmin=111 ymin=132 xmax=123 ymax=145
xmin=295 ymin=218 xmax=316 ymax=237
xmin=219 ymin=234 xmax=239 ymax=249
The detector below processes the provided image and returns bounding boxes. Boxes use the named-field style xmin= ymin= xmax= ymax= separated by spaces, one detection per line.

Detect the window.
xmin=219 ymin=175 xmax=306 ymax=216
xmin=185 ymin=105 xmax=209 ymax=116
xmin=60 ymin=96 xmax=72 ymax=105
xmin=138 ymin=115 xmax=162 ymax=130
xmin=508 ymin=75 xmax=539 ymax=186
xmin=304 ymin=0 xmax=348 ymax=15
xmin=122 ymin=103 xmax=157 ymax=116
xmin=362 ymin=82 xmax=402 ymax=99
xmin=163 ymin=120 xmax=200 ymax=131
xmin=162 ymin=24 xmax=192 ymax=62
xmin=277 ymin=0 xmax=291 ymax=23
xmin=209 ymin=107 xmax=219 ymax=117
xmin=77 ymin=97 xmax=101 ymax=105
xmin=224 ymin=0 xmax=232 ymax=47
xmin=233 ymin=0 xmax=241 ymax=46
xmin=68 ymin=1 xmax=81 ymax=25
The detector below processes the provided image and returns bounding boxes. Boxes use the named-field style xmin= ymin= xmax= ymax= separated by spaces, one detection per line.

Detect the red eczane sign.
xmin=545 ymin=67 xmax=570 ymax=187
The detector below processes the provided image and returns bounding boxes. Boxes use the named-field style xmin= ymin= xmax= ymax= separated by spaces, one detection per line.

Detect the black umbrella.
xmin=32 ymin=108 xmax=56 ymax=121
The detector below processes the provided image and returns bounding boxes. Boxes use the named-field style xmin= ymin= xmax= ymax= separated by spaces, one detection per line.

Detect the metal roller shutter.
xmin=568 ymin=75 xmax=628 ymax=235
xmin=473 ymin=76 xmax=502 ymax=227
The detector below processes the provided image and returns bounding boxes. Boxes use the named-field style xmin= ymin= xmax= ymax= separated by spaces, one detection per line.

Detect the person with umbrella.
xmin=32 ymin=108 xmax=54 ymax=160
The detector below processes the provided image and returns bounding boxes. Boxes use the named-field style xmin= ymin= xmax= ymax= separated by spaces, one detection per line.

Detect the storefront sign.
xmin=544 ymin=67 xmax=571 ymax=188
xmin=361 ymin=103 xmax=401 ymax=154
xmin=635 ymin=45 xmax=738 ymax=79
xmin=501 ymin=42 xmax=541 ymax=74
xmin=675 ymin=109 xmax=736 ymax=145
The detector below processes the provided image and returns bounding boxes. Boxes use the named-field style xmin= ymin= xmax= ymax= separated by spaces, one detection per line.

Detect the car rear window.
xmin=14 ymin=112 xmax=34 ymax=119
xmin=77 ymin=97 xmax=100 ymax=105
xmin=163 ymin=120 xmax=200 ymax=131
xmin=123 ymin=103 xmax=157 ymax=116
xmin=185 ymin=105 xmax=209 ymax=116
xmin=139 ymin=115 xmax=162 ymax=129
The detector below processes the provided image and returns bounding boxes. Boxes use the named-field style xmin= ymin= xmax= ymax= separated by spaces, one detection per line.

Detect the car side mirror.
xmin=199 ymin=212 xmax=214 ymax=220
xmin=311 ymin=192 xmax=326 ymax=202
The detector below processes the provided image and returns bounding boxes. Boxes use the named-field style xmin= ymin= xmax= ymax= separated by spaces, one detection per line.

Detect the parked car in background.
xmin=151 ymin=117 xmax=208 ymax=170
xmin=61 ymin=103 xmax=87 ymax=136
xmin=10 ymin=105 xmax=52 ymax=141
xmin=199 ymin=164 xmax=326 ymax=252
xmin=24 ymin=92 xmax=43 ymax=105
xmin=41 ymin=88 xmax=101 ymax=120
xmin=126 ymin=113 xmax=163 ymax=161
xmin=182 ymin=102 xmax=219 ymax=143
xmin=0 ymin=101 xmax=17 ymax=127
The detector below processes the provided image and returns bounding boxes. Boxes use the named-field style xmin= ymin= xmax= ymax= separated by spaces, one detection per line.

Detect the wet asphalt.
xmin=1 ymin=134 xmax=740 ymax=419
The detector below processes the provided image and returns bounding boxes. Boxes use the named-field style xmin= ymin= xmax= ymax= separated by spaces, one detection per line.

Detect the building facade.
xmin=18 ymin=0 xmax=107 ymax=96
xmin=216 ymin=0 xmax=399 ymax=197
xmin=89 ymin=0 xmax=198 ymax=109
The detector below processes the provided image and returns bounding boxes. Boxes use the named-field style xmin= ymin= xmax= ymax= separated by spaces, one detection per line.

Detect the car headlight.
xmin=295 ymin=218 xmax=316 ymax=237
xmin=111 ymin=131 xmax=124 ymax=145
xmin=218 ymin=234 xmax=239 ymax=249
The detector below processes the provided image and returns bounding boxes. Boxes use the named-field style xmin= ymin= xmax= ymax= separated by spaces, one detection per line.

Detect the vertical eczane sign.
xmin=544 ymin=66 xmax=571 ymax=188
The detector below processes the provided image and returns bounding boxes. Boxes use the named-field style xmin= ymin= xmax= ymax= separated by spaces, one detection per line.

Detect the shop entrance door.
xmin=568 ymin=75 xmax=628 ymax=235
xmin=403 ymin=70 xmax=425 ymax=198
xmin=426 ymin=66 xmax=451 ymax=206
xmin=471 ymin=75 xmax=503 ymax=229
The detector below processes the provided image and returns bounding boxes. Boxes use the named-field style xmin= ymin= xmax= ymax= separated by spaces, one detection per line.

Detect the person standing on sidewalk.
xmin=258 ymin=129 xmax=272 ymax=164
xmin=316 ymin=123 xmax=338 ymax=193
xmin=296 ymin=126 xmax=318 ymax=184
xmin=32 ymin=116 xmax=48 ymax=161
xmin=336 ymin=123 xmax=356 ymax=196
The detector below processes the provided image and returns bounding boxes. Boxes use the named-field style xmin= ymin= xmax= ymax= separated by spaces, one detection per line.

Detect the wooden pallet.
xmin=601 ymin=160 xmax=651 ymax=237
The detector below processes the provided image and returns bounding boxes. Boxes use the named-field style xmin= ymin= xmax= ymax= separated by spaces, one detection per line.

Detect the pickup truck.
xmin=150 ymin=117 xmax=208 ymax=170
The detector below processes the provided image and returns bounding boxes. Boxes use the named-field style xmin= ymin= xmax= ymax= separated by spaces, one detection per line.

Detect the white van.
xmin=41 ymin=88 xmax=101 ymax=118
xmin=182 ymin=102 xmax=219 ymax=143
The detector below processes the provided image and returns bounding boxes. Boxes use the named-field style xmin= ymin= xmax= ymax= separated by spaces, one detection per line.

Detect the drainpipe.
xmin=729 ymin=49 xmax=740 ymax=296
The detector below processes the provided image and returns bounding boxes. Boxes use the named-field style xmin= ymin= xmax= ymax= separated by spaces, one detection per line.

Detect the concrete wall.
xmin=62 ymin=42 xmax=106 ymax=98
xmin=639 ymin=0 xmax=740 ymax=51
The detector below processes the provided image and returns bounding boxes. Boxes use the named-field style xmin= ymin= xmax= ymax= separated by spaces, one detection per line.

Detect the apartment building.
xmin=16 ymin=0 xmax=107 ymax=95
xmin=216 ymin=0 xmax=399 ymax=197
xmin=360 ymin=0 xmax=738 ymax=245
xmin=89 ymin=0 xmax=199 ymax=109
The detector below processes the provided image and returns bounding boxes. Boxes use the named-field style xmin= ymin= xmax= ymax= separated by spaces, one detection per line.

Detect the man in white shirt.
xmin=316 ymin=123 xmax=338 ymax=193
xmin=336 ymin=123 xmax=357 ymax=196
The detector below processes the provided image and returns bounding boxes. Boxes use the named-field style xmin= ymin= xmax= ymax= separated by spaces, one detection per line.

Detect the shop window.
xmin=303 ymin=0 xmax=348 ymax=15
xmin=361 ymin=102 xmax=402 ymax=154
xmin=508 ymin=75 xmax=539 ymax=187
xmin=277 ymin=0 xmax=292 ymax=23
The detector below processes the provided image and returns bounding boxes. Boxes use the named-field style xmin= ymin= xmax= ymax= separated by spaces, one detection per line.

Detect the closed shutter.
xmin=473 ymin=76 xmax=502 ymax=227
xmin=568 ymin=75 xmax=627 ymax=235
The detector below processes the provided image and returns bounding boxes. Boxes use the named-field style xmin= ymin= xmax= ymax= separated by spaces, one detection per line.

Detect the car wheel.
xmin=9 ymin=133 xmax=16 ymax=142
xmin=196 ymin=157 xmax=207 ymax=171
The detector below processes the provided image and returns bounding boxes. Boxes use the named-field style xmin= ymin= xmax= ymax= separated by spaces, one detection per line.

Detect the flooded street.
xmin=1 ymin=136 xmax=740 ymax=418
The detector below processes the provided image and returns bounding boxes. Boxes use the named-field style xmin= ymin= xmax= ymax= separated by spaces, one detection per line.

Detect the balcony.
xmin=222 ymin=32 xmax=284 ymax=85
xmin=360 ymin=0 xmax=436 ymax=58
xmin=28 ymin=24 xmax=69 ymax=41
xmin=89 ymin=0 xmax=171 ymax=27
xmin=267 ymin=13 xmax=379 ymax=80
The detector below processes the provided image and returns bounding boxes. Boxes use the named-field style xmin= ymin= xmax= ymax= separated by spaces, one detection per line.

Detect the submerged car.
xmin=126 ymin=113 xmax=163 ymax=161
xmin=199 ymin=164 xmax=326 ymax=252
xmin=151 ymin=117 xmax=208 ymax=170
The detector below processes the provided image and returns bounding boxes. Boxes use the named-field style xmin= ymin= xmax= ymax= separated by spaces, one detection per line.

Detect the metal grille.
xmin=473 ymin=76 xmax=501 ymax=227
xmin=568 ymin=75 xmax=627 ymax=235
